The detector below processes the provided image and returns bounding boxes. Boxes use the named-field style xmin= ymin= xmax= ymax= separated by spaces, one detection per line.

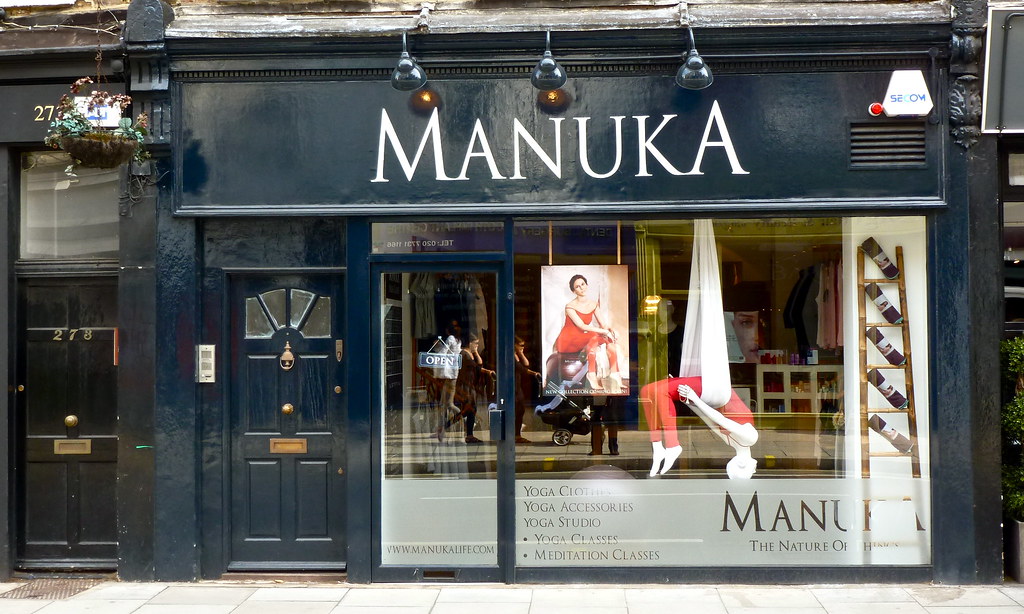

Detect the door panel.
xmin=229 ymin=274 xmax=346 ymax=569
xmin=16 ymin=278 xmax=118 ymax=567
xmin=376 ymin=268 xmax=508 ymax=581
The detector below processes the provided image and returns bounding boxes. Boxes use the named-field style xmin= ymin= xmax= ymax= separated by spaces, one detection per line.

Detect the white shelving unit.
xmin=755 ymin=364 xmax=843 ymax=415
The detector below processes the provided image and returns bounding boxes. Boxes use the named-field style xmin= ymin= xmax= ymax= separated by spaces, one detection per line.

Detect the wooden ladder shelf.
xmin=858 ymin=245 xmax=922 ymax=478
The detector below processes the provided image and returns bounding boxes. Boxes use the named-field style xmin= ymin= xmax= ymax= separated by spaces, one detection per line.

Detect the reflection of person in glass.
xmin=549 ymin=274 xmax=624 ymax=393
xmin=437 ymin=332 xmax=493 ymax=444
xmin=514 ymin=336 xmax=540 ymax=444
xmin=639 ymin=377 xmax=757 ymax=478
xmin=730 ymin=311 xmax=761 ymax=363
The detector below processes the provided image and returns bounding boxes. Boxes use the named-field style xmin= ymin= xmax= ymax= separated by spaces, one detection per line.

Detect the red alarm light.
xmin=868 ymin=102 xmax=884 ymax=117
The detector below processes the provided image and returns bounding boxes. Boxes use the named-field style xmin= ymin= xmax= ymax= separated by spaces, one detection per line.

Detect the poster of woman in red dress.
xmin=540 ymin=265 xmax=629 ymax=396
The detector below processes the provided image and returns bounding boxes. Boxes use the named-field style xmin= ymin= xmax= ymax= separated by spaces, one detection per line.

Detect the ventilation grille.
xmin=849 ymin=122 xmax=927 ymax=169
xmin=0 ymin=579 xmax=104 ymax=600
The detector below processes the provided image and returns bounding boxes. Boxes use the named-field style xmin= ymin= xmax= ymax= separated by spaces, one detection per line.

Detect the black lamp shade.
xmin=392 ymin=51 xmax=427 ymax=91
xmin=675 ymin=49 xmax=713 ymax=90
xmin=531 ymin=51 xmax=567 ymax=91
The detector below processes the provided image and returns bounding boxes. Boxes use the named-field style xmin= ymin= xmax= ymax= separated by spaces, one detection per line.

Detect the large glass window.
xmin=20 ymin=152 xmax=120 ymax=260
xmin=379 ymin=271 xmax=499 ymax=566
xmin=512 ymin=216 xmax=929 ymax=567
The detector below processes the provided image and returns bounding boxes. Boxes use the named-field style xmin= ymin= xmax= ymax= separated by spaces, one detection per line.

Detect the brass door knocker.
xmin=280 ymin=341 xmax=295 ymax=371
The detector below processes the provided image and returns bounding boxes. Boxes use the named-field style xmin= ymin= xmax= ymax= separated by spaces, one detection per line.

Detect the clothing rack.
xmin=857 ymin=245 xmax=921 ymax=478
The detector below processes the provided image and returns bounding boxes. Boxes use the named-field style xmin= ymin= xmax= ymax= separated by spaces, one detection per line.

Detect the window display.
xmin=376 ymin=216 xmax=930 ymax=568
xmin=512 ymin=216 xmax=930 ymax=566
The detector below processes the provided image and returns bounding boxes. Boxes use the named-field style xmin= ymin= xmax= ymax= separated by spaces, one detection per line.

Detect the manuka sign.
xmin=371 ymin=101 xmax=749 ymax=183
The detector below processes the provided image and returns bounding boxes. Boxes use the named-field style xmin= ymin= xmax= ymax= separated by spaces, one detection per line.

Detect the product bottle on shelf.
xmin=868 ymin=414 xmax=914 ymax=454
xmin=861 ymin=237 xmax=900 ymax=279
xmin=867 ymin=368 xmax=909 ymax=409
xmin=864 ymin=283 xmax=903 ymax=324
xmin=865 ymin=326 xmax=906 ymax=365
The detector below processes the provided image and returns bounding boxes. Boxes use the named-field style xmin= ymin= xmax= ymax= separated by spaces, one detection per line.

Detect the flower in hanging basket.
xmin=43 ymin=77 xmax=150 ymax=170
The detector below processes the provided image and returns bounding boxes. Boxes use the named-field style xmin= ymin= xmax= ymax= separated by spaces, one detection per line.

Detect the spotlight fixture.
xmin=391 ymin=32 xmax=427 ymax=92
xmin=531 ymin=31 xmax=567 ymax=91
xmin=675 ymin=28 xmax=713 ymax=90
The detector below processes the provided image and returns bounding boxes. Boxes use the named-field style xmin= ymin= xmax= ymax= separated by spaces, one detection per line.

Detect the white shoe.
xmin=660 ymin=446 xmax=682 ymax=475
xmin=649 ymin=441 xmax=666 ymax=477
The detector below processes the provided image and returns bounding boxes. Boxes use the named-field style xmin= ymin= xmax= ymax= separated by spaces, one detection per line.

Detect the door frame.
xmin=368 ymin=254 xmax=516 ymax=583
xmin=200 ymin=266 xmax=347 ymax=577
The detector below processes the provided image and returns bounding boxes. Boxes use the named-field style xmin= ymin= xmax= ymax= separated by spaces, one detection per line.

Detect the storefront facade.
xmin=0 ymin=0 xmax=1003 ymax=583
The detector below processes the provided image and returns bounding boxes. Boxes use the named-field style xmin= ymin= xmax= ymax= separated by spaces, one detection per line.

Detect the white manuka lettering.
xmin=371 ymin=102 xmax=748 ymax=182
xmin=456 ymin=119 xmax=506 ymax=180
xmin=576 ymin=116 xmax=625 ymax=179
xmin=372 ymin=108 xmax=456 ymax=182
xmin=686 ymin=100 xmax=749 ymax=176
xmin=511 ymin=117 xmax=564 ymax=179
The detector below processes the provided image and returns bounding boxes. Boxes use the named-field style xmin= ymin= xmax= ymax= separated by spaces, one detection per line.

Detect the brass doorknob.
xmin=282 ymin=403 xmax=294 ymax=415
xmin=64 ymin=415 xmax=79 ymax=427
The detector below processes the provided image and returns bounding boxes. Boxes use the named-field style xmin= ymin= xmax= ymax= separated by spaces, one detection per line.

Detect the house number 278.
xmin=52 ymin=329 xmax=93 ymax=341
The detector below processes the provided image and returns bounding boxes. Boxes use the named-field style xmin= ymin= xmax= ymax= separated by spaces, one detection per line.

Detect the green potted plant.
xmin=1002 ymin=335 xmax=1024 ymax=579
xmin=43 ymin=77 xmax=149 ymax=172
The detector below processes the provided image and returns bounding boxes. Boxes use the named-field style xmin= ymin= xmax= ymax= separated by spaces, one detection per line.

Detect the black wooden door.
xmin=229 ymin=274 xmax=346 ymax=569
xmin=15 ymin=278 xmax=118 ymax=568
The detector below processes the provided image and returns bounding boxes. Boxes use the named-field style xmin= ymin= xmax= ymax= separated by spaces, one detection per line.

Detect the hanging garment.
xmin=678 ymin=219 xmax=732 ymax=409
xmin=466 ymin=276 xmax=488 ymax=349
xmin=784 ymin=266 xmax=819 ymax=352
xmin=834 ymin=259 xmax=843 ymax=345
xmin=410 ymin=273 xmax=437 ymax=339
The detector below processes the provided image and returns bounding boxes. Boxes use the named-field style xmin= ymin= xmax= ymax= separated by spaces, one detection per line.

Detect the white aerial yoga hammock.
xmin=678 ymin=219 xmax=732 ymax=409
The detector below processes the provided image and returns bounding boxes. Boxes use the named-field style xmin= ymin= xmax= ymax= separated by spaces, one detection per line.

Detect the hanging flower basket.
xmin=59 ymin=133 xmax=140 ymax=169
xmin=43 ymin=77 xmax=149 ymax=173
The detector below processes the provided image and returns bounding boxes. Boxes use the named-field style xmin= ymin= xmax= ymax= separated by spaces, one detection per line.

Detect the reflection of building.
xmin=0 ymin=0 xmax=1003 ymax=586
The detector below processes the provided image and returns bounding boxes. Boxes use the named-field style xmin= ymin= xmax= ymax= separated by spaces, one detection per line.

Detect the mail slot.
xmin=54 ymin=439 xmax=92 ymax=455
xmin=269 ymin=438 xmax=308 ymax=454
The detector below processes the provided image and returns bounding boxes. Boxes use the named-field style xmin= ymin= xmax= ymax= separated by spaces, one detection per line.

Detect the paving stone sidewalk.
xmin=3 ymin=581 xmax=1024 ymax=613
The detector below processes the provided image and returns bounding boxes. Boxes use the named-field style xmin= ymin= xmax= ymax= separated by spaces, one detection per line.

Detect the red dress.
xmin=553 ymin=308 xmax=618 ymax=375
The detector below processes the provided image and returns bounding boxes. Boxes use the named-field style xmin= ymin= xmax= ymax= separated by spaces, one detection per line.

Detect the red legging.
xmin=581 ymin=335 xmax=618 ymax=374
xmin=640 ymin=376 xmax=753 ymax=447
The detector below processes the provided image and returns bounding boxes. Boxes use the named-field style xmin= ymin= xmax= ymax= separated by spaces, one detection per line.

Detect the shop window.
xmin=1010 ymin=153 xmax=1024 ymax=186
xmin=19 ymin=152 xmax=119 ymax=260
xmin=511 ymin=216 xmax=930 ymax=567
xmin=1004 ymin=148 xmax=1024 ymax=334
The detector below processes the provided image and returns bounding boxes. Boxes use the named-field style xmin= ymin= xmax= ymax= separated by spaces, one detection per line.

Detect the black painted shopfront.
xmin=0 ymin=0 xmax=1003 ymax=584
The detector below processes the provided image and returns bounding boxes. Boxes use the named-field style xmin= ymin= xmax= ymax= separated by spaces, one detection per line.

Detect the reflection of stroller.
xmin=535 ymin=386 xmax=592 ymax=446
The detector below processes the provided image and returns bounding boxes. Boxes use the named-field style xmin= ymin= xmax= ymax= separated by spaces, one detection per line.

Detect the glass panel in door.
xmin=380 ymin=271 xmax=499 ymax=566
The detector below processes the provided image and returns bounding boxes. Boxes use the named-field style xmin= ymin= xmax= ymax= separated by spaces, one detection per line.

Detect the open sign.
xmin=417 ymin=352 xmax=462 ymax=369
